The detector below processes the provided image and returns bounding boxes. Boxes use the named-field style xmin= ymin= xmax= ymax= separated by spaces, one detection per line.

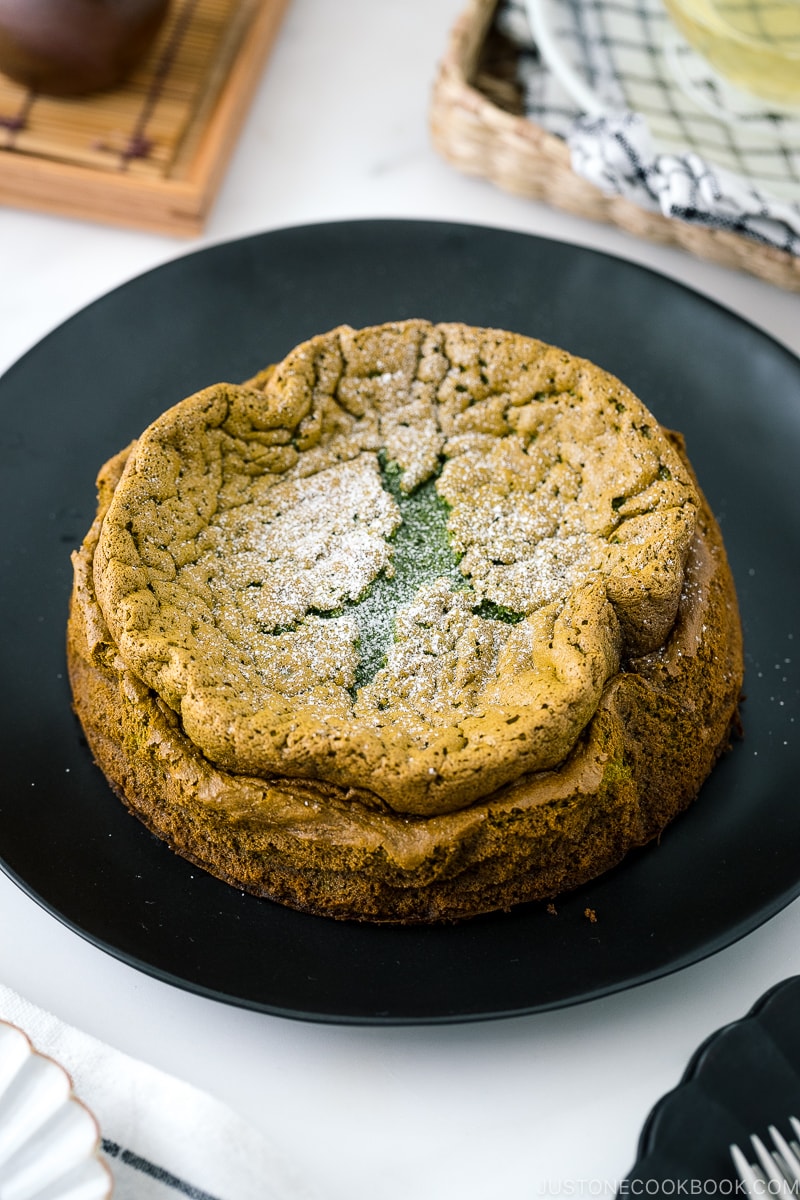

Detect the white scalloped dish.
xmin=0 ymin=1020 xmax=112 ymax=1199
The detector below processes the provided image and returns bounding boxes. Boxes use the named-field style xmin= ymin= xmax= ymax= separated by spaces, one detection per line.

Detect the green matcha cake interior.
xmin=309 ymin=452 xmax=522 ymax=695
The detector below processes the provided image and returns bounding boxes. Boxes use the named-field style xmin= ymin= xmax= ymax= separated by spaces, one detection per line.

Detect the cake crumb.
xmin=584 ymin=906 xmax=598 ymax=923
xmin=546 ymin=902 xmax=558 ymax=916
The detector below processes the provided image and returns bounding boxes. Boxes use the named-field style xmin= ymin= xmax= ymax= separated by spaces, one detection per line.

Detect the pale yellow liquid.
xmin=663 ymin=0 xmax=800 ymax=105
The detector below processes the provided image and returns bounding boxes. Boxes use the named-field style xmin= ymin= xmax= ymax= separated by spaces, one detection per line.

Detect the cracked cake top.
xmin=92 ymin=320 xmax=698 ymax=815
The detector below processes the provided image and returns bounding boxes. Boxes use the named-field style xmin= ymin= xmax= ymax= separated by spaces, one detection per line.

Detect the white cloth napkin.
xmin=570 ymin=110 xmax=800 ymax=254
xmin=0 ymin=985 xmax=310 ymax=1200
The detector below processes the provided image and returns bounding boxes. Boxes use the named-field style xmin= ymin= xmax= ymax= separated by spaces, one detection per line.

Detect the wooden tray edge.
xmin=0 ymin=0 xmax=292 ymax=237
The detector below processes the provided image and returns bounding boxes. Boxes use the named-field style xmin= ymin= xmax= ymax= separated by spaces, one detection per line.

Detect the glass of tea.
xmin=662 ymin=0 xmax=800 ymax=107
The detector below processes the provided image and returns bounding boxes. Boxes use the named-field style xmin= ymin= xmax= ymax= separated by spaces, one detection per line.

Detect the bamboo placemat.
xmin=430 ymin=0 xmax=800 ymax=291
xmin=0 ymin=0 xmax=290 ymax=236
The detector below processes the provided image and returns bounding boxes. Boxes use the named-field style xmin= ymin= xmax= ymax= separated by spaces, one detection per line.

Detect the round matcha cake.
xmin=67 ymin=320 xmax=743 ymax=922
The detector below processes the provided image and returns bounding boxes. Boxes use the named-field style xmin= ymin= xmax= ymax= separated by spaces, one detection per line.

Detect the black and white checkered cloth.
xmin=499 ymin=0 xmax=800 ymax=255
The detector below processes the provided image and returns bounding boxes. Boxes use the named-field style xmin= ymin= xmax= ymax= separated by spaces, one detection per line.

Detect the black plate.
xmin=625 ymin=976 xmax=800 ymax=1187
xmin=1 ymin=220 xmax=799 ymax=1025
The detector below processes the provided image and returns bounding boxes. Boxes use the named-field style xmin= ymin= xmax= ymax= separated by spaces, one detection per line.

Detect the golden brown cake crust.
xmin=67 ymin=347 xmax=743 ymax=923
xmin=90 ymin=321 xmax=699 ymax=816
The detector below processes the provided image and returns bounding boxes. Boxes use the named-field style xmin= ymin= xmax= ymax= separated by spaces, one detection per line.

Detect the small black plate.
xmin=625 ymin=976 xmax=800 ymax=1187
xmin=1 ymin=219 xmax=799 ymax=1024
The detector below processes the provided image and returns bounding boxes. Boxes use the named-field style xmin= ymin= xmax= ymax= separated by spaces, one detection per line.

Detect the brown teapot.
xmin=0 ymin=0 xmax=170 ymax=95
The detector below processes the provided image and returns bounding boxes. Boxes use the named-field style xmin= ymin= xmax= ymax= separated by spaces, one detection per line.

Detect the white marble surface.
xmin=1 ymin=1 xmax=799 ymax=1197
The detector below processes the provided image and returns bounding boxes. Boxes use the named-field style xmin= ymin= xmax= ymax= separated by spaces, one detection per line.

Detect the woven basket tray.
xmin=430 ymin=0 xmax=800 ymax=292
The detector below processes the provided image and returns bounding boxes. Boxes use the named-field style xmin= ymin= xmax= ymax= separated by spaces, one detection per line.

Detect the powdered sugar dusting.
xmin=206 ymin=456 xmax=400 ymax=632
